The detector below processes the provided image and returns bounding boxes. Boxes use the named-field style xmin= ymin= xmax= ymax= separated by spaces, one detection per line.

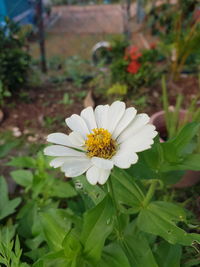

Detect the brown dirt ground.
xmin=1 ymin=75 xmax=199 ymax=142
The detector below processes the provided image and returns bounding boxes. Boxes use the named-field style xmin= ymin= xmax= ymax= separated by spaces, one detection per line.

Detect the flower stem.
xmin=107 ymin=178 xmax=123 ymax=240
xmin=143 ymin=180 xmax=157 ymax=208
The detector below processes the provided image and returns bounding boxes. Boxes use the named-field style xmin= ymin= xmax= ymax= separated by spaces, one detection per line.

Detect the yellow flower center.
xmin=85 ymin=128 xmax=117 ymax=159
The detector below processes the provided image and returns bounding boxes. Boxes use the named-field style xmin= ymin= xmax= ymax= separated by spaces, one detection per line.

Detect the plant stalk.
xmin=143 ymin=180 xmax=157 ymax=207
xmin=107 ymin=178 xmax=123 ymax=240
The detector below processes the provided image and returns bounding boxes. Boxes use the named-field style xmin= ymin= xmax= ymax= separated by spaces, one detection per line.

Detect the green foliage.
xmin=1 ymin=117 xmax=200 ymax=265
xmin=64 ymin=56 xmax=92 ymax=88
xmin=162 ymin=75 xmax=200 ymax=139
xmin=154 ymin=241 xmax=182 ymax=267
xmin=59 ymin=92 xmax=74 ymax=105
xmin=0 ymin=176 xmax=21 ymax=220
xmin=0 ymin=232 xmax=29 ymax=267
xmin=81 ymin=195 xmax=114 ymax=263
xmin=8 ymin=152 xmax=77 ymax=201
xmin=0 ymin=19 xmax=31 ymax=106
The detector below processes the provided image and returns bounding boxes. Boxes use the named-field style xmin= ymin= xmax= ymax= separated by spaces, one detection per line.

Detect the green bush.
xmin=0 ymin=19 xmax=31 ymax=106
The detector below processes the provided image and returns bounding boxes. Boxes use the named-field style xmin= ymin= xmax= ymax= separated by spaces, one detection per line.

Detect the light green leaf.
xmin=154 ymin=241 xmax=182 ymax=267
xmin=175 ymin=154 xmax=200 ymax=171
xmin=167 ymin=122 xmax=200 ymax=155
xmin=96 ymin=242 xmax=130 ymax=267
xmin=7 ymin=156 xmax=36 ymax=168
xmin=73 ymin=175 xmax=106 ymax=205
xmin=81 ymin=195 xmax=114 ymax=263
xmin=111 ymin=168 xmax=145 ymax=213
xmin=50 ymin=180 xmax=77 ymax=198
xmin=62 ymin=230 xmax=82 ymax=260
xmin=33 ymin=251 xmax=68 ymax=267
xmin=40 ymin=209 xmax=73 ymax=251
xmin=0 ymin=176 xmax=21 ymax=220
xmin=137 ymin=201 xmax=200 ymax=246
xmin=10 ymin=170 xmax=33 ymax=187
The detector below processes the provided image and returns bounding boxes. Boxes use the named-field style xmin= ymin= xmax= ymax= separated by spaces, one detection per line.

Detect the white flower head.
xmin=44 ymin=101 xmax=157 ymax=185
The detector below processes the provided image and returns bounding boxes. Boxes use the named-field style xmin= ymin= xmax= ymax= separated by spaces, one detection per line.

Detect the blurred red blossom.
xmin=127 ymin=61 xmax=141 ymax=74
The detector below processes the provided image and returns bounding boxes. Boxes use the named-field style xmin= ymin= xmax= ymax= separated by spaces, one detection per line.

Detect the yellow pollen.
xmin=85 ymin=128 xmax=117 ymax=159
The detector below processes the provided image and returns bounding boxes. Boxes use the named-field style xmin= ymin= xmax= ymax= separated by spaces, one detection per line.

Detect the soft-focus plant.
xmin=0 ymin=18 xmax=31 ymax=106
xmin=108 ymin=38 xmax=162 ymax=92
xmin=107 ymin=83 xmax=128 ymax=97
xmin=162 ymin=75 xmax=200 ymax=139
xmin=148 ymin=1 xmax=200 ymax=80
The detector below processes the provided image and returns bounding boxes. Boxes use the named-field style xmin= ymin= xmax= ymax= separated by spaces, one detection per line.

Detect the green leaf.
xmin=175 ymin=154 xmax=200 ymax=171
xmin=123 ymin=234 xmax=158 ymax=267
xmin=137 ymin=201 xmax=200 ymax=246
xmin=0 ymin=176 xmax=21 ymax=220
xmin=81 ymin=195 xmax=114 ymax=263
xmin=111 ymin=168 xmax=145 ymax=214
xmin=0 ymin=141 xmax=19 ymax=158
xmin=50 ymin=180 xmax=77 ymax=198
xmin=96 ymin=242 xmax=130 ymax=267
xmin=73 ymin=175 xmax=106 ymax=205
xmin=33 ymin=251 xmax=68 ymax=267
xmin=62 ymin=230 xmax=82 ymax=260
xmin=7 ymin=156 xmax=36 ymax=168
xmin=154 ymin=241 xmax=182 ymax=267
xmin=40 ymin=209 xmax=73 ymax=251
xmin=10 ymin=170 xmax=33 ymax=187
xmin=17 ymin=201 xmax=38 ymax=238
xmin=182 ymin=258 xmax=200 ymax=267
xmin=167 ymin=122 xmax=200 ymax=155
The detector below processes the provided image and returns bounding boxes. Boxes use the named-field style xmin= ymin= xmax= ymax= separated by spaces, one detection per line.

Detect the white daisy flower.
xmin=44 ymin=101 xmax=157 ymax=185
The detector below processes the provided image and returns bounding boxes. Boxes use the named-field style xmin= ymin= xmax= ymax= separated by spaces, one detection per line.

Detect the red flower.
xmin=127 ymin=61 xmax=141 ymax=74
xmin=126 ymin=46 xmax=142 ymax=61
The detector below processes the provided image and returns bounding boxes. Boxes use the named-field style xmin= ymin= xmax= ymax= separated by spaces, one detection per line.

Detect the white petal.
xmin=69 ymin=131 xmax=85 ymax=147
xmin=86 ymin=166 xmax=99 ymax=185
xmin=44 ymin=145 xmax=85 ymax=157
xmin=112 ymin=107 xmax=137 ymax=139
xmin=61 ymin=157 xmax=92 ymax=177
xmin=47 ymin=133 xmax=73 ymax=146
xmin=94 ymin=104 xmax=109 ymax=128
xmin=117 ymin=114 xmax=150 ymax=143
xmin=81 ymin=106 xmax=97 ymax=132
xmin=91 ymin=157 xmax=114 ymax=170
xmin=86 ymin=166 xmax=110 ymax=185
xmin=113 ymin=149 xmax=138 ymax=168
xmin=107 ymin=101 xmax=125 ymax=134
xmin=65 ymin=114 xmax=90 ymax=139
xmin=49 ymin=157 xmax=69 ymax=168
xmin=120 ymin=125 xmax=157 ymax=152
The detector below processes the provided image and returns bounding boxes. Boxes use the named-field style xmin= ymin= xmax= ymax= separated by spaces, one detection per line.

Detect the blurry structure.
xmin=0 ymin=0 xmax=36 ymax=25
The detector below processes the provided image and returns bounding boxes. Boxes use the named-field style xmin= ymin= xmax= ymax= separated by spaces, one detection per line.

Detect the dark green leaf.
xmin=0 ymin=141 xmax=19 ymax=158
xmin=137 ymin=201 xmax=200 ymax=246
xmin=0 ymin=176 xmax=21 ymax=220
xmin=123 ymin=234 xmax=158 ymax=267
xmin=154 ymin=241 xmax=182 ymax=267
xmin=96 ymin=242 xmax=130 ymax=267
